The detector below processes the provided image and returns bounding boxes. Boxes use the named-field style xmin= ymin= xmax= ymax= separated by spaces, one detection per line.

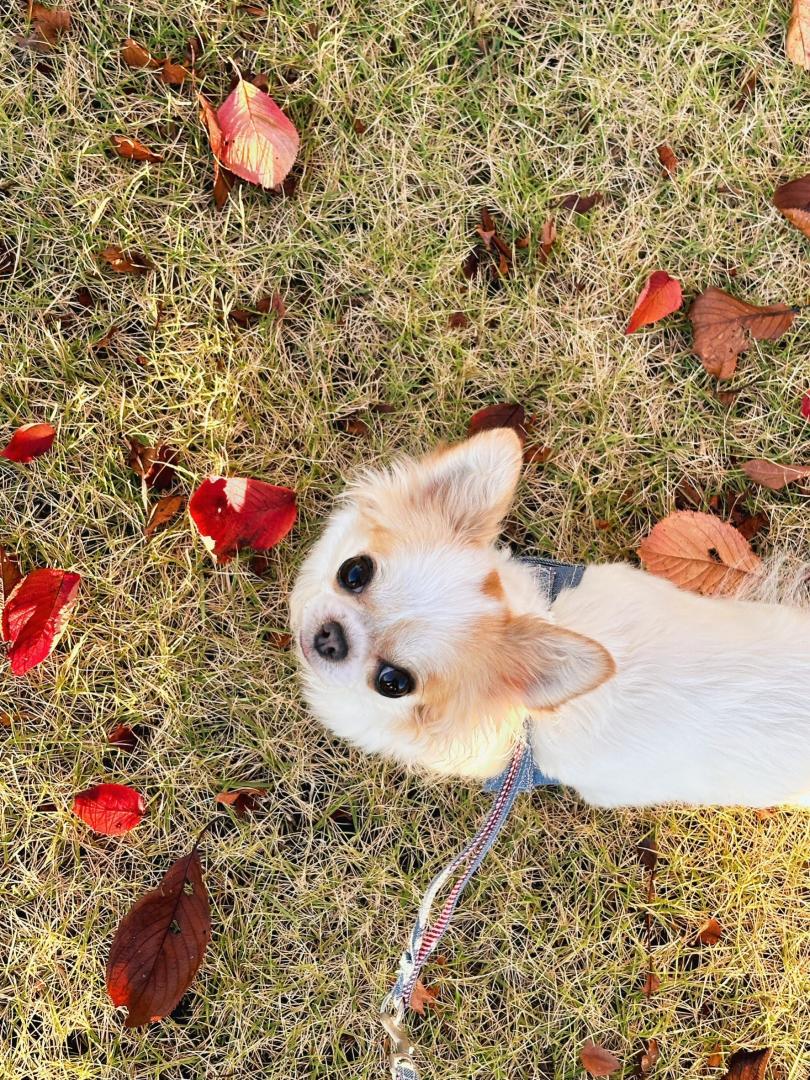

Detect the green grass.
xmin=1 ymin=0 xmax=809 ymax=1076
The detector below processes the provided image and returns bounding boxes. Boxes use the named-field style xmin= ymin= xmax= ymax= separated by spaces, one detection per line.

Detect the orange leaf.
xmin=688 ymin=287 xmax=797 ymax=380
xmin=786 ymin=0 xmax=810 ymax=68
xmin=111 ymin=135 xmax=164 ymax=164
xmin=741 ymin=458 xmax=810 ymax=491
xmin=539 ymin=217 xmax=556 ymax=261
xmin=641 ymin=970 xmax=660 ymax=996
xmin=216 ymin=78 xmax=299 ymax=189
xmin=657 ymin=144 xmax=678 ymax=175
xmin=145 ymin=495 xmax=185 ymax=539
xmin=773 ymin=174 xmax=810 ymax=241
xmin=625 ymin=271 xmax=683 ymax=333
xmin=640 ymin=1039 xmax=660 ymax=1074
xmin=27 ymin=1 xmax=70 ymax=46
xmin=198 ymin=93 xmax=237 ymax=209
xmin=215 ymin=787 xmax=268 ymax=818
xmin=721 ymin=1048 xmax=772 ymax=1080
xmin=638 ymin=510 xmax=762 ymax=597
xmin=121 ymin=38 xmax=160 ymax=69
xmin=99 ymin=245 xmax=154 ymax=274
xmin=409 ymin=979 xmax=440 ymax=1015
xmin=581 ymin=1041 xmax=621 ymax=1077
xmin=161 ymin=58 xmax=191 ymax=86
xmin=697 ymin=917 xmax=724 ymax=946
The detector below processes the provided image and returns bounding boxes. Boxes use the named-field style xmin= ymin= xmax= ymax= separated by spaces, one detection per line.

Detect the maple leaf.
xmin=688 ymin=287 xmax=798 ymax=380
xmin=409 ymin=979 xmax=440 ymax=1015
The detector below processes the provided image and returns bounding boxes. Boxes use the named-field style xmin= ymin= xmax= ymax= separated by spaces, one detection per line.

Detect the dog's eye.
xmin=376 ymin=663 xmax=414 ymax=698
xmin=337 ymin=555 xmax=374 ymax=593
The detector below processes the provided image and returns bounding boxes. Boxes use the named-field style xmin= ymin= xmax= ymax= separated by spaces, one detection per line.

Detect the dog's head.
xmin=290 ymin=429 xmax=613 ymax=777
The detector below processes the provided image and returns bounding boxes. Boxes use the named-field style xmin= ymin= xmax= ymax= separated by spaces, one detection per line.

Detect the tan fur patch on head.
xmin=482 ymin=569 xmax=504 ymax=601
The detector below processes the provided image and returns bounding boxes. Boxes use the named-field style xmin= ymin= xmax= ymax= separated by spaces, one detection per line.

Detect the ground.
xmin=1 ymin=0 xmax=809 ymax=1077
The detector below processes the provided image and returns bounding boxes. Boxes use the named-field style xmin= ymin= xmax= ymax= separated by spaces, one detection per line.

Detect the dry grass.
xmin=1 ymin=0 xmax=809 ymax=1076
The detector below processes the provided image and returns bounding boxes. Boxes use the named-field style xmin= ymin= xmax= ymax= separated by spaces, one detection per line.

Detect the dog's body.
xmin=290 ymin=429 xmax=810 ymax=808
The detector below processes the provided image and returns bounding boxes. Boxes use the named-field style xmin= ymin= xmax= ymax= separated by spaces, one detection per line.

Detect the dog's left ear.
xmin=415 ymin=428 xmax=523 ymax=544
xmin=499 ymin=614 xmax=615 ymax=710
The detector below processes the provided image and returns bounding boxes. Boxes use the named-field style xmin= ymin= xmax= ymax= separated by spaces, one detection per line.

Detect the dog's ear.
xmin=499 ymin=614 xmax=615 ymax=710
xmin=414 ymin=428 xmax=523 ymax=545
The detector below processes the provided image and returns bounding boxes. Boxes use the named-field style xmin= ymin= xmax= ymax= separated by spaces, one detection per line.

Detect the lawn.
xmin=1 ymin=0 xmax=809 ymax=1077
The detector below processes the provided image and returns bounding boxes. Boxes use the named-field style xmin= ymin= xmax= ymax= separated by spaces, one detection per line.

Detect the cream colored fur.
xmin=290 ymin=429 xmax=810 ymax=808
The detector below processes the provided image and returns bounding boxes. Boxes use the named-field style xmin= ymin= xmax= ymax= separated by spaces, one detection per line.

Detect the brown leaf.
xmin=638 ymin=510 xmax=762 ymax=597
xmin=127 ymin=440 xmax=179 ymax=490
xmin=539 ymin=218 xmax=557 ymax=261
xmin=581 ymin=1041 xmax=621 ymax=1077
xmin=741 ymin=458 xmax=810 ymax=492
xmin=523 ymin=443 xmax=552 ymax=465
xmin=641 ymin=970 xmax=660 ymax=996
xmin=558 ymin=192 xmax=602 ymax=213
xmin=352 ymin=117 xmax=367 ymax=135
xmin=228 ymin=293 xmax=284 ymax=327
xmin=106 ymin=847 xmax=211 ymax=1027
xmin=688 ymin=287 xmax=798 ymax=380
xmin=161 ymin=59 xmax=191 ymax=86
xmin=786 ymin=0 xmax=810 ymax=69
xmin=773 ymin=175 xmax=810 ymax=241
xmin=26 ymin=2 xmax=70 ymax=46
xmin=715 ymin=387 xmax=744 ymax=409
xmin=99 ymin=245 xmax=154 ymax=275
xmin=733 ymin=69 xmax=758 ymax=112
xmin=755 ymin=807 xmax=778 ymax=821
xmin=721 ymin=1048 xmax=772 ymax=1080
xmin=708 ymin=1048 xmax=724 ymax=1069
xmin=409 ymin=979 xmax=440 ymax=1015
xmin=111 ymin=135 xmax=164 ymax=164
xmin=335 ymin=414 xmax=371 ymax=438
xmin=448 ymin=311 xmax=470 ymax=329
xmin=640 ymin=1039 xmax=660 ymax=1074
xmin=0 ymin=546 xmax=23 ymax=602
xmin=637 ymin=830 xmax=658 ymax=872
xmin=144 ymin=495 xmax=185 ymax=539
xmin=215 ymin=787 xmax=268 ymax=818
xmin=263 ymin=629 xmax=292 ymax=647
xmin=468 ymin=403 xmax=527 ymax=441
xmin=657 ymin=144 xmax=678 ymax=176
xmin=734 ymin=511 xmax=768 ymax=542
xmin=696 ymin=917 xmax=724 ymax=946
xmin=107 ymin=724 xmax=139 ymax=751
xmin=461 ymin=248 xmax=481 ymax=280
xmin=121 ymin=38 xmax=161 ymax=70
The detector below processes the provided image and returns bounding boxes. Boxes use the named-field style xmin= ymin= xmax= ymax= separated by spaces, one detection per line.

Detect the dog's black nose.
xmin=313 ymin=620 xmax=349 ymax=662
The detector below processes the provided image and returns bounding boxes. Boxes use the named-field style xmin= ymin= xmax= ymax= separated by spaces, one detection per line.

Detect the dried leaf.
xmin=640 ymin=1039 xmax=660 ymax=1074
xmin=741 ymin=458 xmax=810 ymax=492
xmin=2 ymin=569 xmax=81 ymax=675
xmin=0 ymin=547 xmax=23 ymax=602
xmin=448 ymin=311 xmax=470 ymax=329
xmin=263 ymin=629 xmax=292 ymax=647
xmin=26 ymin=2 xmax=70 ymax=46
xmin=145 ymin=495 xmax=185 ymax=539
xmin=188 ymin=476 xmax=297 ymax=563
xmin=228 ymin=293 xmax=284 ymax=327
xmin=73 ymin=784 xmax=145 ymax=835
xmin=468 ymin=403 xmax=527 ymax=441
xmin=657 ymin=144 xmax=678 ymax=176
xmin=581 ymin=1041 xmax=621 ymax=1077
xmin=637 ymin=830 xmax=658 ymax=872
xmin=216 ymin=78 xmax=299 ymax=189
xmin=198 ymin=93 xmax=237 ymax=209
xmin=161 ymin=58 xmax=192 ymax=86
xmin=733 ymin=69 xmax=758 ymax=112
xmin=90 ymin=325 xmax=121 ymax=353
xmin=111 ymin=135 xmax=164 ymax=164
xmin=99 ymin=245 xmax=154 ymax=275
xmin=107 ymin=724 xmax=139 ymax=751
xmin=106 ymin=846 xmax=211 ymax=1026
xmin=121 ymin=37 xmax=161 ymax=69
xmin=721 ymin=1048 xmax=772 ymax=1080
xmin=708 ymin=1048 xmax=725 ymax=1069
xmin=558 ymin=192 xmax=602 ymax=213
xmin=215 ymin=787 xmax=268 ymax=818
xmin=461 ymin=248 xmax=481 ymax=280
xmin=688 ymin=287 xmax=797 ymax=380
xmin=523 ymin=444 xmax=552 ymax=465
xmin=697 ymin=917 xmax=724 ymax=946
xmin=641 ymin=970 xmax=660 ymax=996
xmin=625 ymin=271 xmax=683 ymax=334
xmin=715 ymin=387 xmax=744 ymax=409
xmin=786 ymin=0 xmax=810 ymax=69
xmin=773 ymin=174 xmax=810 ymax=241
xmin=539 ymin=217 xmax=556 ymax=261
xmin=638 ymin=510 xmax=762 ymax=597
xmin=127 ymin=439 xmax=179 ymax=491
xmin=734 ymin=511 xmax=768 ymax=542
xmin=1 ymin=422 xmax=56 ymax=462
xmin=335 ymin=414 xmax=371 ymax=437
xmin=409 ymin=979 xmax=440 ymax=1015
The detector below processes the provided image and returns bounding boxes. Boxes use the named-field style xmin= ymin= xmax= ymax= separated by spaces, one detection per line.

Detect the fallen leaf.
xmin=2 ymin=568 xmax=81 ymax=675
xmin=111 ymin=135 xmax=164 ymax=164
xmin=708 ymin=1048 xmax=725 ymax=1069
xmin=637 ymin=830 xmax=658 ymax=872
xmin=773 ymin=175 xmax=810 ymax=241
xmin=721 ymin=1048 xmax=772 ymax=1080
xmin=107 ymin=724 xmax=139 ymax=751
xmin=657 ymin=144 xmax=678 ymax=176
xmin=523 ymin=444 xmax=552 ymax=465
xmin=0 ymin=547 xmax=23 ymax=602
xmin=786 ymin=0 xmax=810 ymax=68
xmin=581 ymin=1041 xmax=621 ymax=1077
xmin=161 ymin=58 xmax=191 ymax=86
xmin=106 ymin=846 xmax=211 ymax=1026
xmin=121 ymin=37 xmax=160 ymax=69
xmin=409 ymin=979 xmax=440 ymax=1015
xmin=640 ymin=1039 xmax=660 ymax=1074
xmin=802 ymin=393 xmax=810 ymax=419
xmin=688 ymin=287 xmax=798 ymax=380
xmin=715 ymin=387 xmax=744 ymax=409
xmin=625 ymin=271 xmax=683 ymax=334
xmin=741 ymin=458 xmax=810 ymax=491
xmin=468 ymin=403 xmax=527 ymax=441
xmin=228 ymin=293 xmax=284 ymax=327
xmin=642 ymin=970 xmax=660 ymax=996
xmin=73 ymin=783 xmax=145 ymax=835
xmin=216 ymin=78 xmax=300 ymax=189
xmin=697 ymin=917 xmax=724 ymax=946
xmin=26 ymin=1 xmax=70 ymax=47
xmin=335 ymin=414 xmax=371 ymax=437
xmin=558 ymin=192 xmax=602 ymax=213
xmin=145 ymin=494 xmax=185 ymax=539
xmin=263 ymin=628 xmax=292 ymax=647
xmin=215 ymin=787 xmax=268 ymax=818
xmin=352 ymin=117 xmax=367 ymax=135
xmin=127 ymin=439 xmax=179 ymax=491
xmin=198 ymin=93 xmax=237 ymax=209
xmin=1 ymin=422 xmax=56 ymax=462
xmin=539 ymin=217 xmax=556 ymax=261
xmin=90 ymin=325 xmax=121 ymax=353
xmin=99 ymin=245 xmax=154 ymax=275
xmin=448 ymin=311 xmax=470 ymax=329
xmin=461 ymin=248 xmax=481 ymax=280
xmin=188 ymin=477 xmax=297 ymax=563
xmin=638 ymin=510 xmax=762 ymax=596
xmin=734 ymin=511 xmax=768 ymax=542
xmin=733 ymin=69 xmax=759 ymax=112
xmin=754 ymin=807 xmax=778 ymax=821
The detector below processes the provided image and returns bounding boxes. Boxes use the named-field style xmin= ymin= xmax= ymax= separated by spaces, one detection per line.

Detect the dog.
xmin=290 ymin=428 xmax=810 ymax=808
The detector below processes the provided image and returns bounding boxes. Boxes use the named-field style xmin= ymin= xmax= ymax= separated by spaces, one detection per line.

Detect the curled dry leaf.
xmin=786 ymin=0 xmax=810 ymax=69
xmin=697 ymin=917 xmax=724 ymax=946
xmin=106 ymin=846 xmax=211 ymax=1027
xmin=335 ymin=413 xmax=371 ymax=437
xmin=657 ymin=144 xmax=678 ymax=176
xmin=642 ymin=970 xmax=660 ymax=996
xmin=107 ymin=724 xmax=139 ymax=751
xmin=188 ymin=476 xmax=297 ymax=563
xmin=121 ymin=37 xmax=160 ymax=69
xmin=127 ymin=439 xmax=179 ymax=490
xmin=640 ymin=1039 xmax=660 ymax=1074
xmin=773 ymin=175 xmax=810 ymax=241
xmin=468 ymin=403 xmax=527 ymax=441
xmin=228 ymin=292 xmax=285 ymax=327
xmin=73 ymin=783 xmax=145 ymax=835
xmin=215 ymin=787 xmax=268 ymax=818
xmin=688 ymin=287 xmax=798 ymax=380
xmin=111 ymin=135 xmax=164 ymax=164
xmin=625 ymin=271 xmax=683 ymax=334
xmin=721 ymin=1048 xmax=772 ymax=1080
xmin=25 ymin=2 xmax=71 ymax=47
xmin=2 ymin=568 xmax=81 ymax=675
xmin=217 ymin=78 xmax=300 ymax=189
xmin=409 ymin=979 xmax=440 ymax=1015
xmin=558 ymin=192 xmax=602 ymax=213
xmin=99 ymin=245 xmax=154 ymax=275
xmin=581 ymin=1041 xmax=621 ymax=1077
xmin=1 ymin=422 xmax=56 ymax=462
xmin=638 ymin=510 xmax=762 ymax=597
xmin=161 ymin=59 xmax=191 ymax=86
xmin=145 ymin=494 xmax=185 ymax=539
xmin=741 ymin=458 xmax=810 ymax=492
xmin=198 ymin=93 xmax=237 ymax=209
xmin=539 ymin=217 xmax=556 ymax=261
xmin=0 ymin=547 xmax=23 ymax=602
xmin=637 ymin=830 xmax=658 ymax=872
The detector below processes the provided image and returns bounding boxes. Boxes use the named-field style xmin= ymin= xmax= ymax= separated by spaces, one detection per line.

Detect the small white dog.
xmin=290 ymin=429 xmax=810 ymax=808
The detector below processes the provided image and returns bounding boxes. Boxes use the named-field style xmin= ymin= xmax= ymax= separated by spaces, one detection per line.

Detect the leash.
xmin=377 ymin=556 xmax=583 ymax=1079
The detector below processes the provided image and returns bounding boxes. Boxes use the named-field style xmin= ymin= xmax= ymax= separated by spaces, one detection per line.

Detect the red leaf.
xmin=801 ymin=393 xmax=810 ymax=419
xmin=106 ymin=846 xmax=211 ymax=1026
xmin=697 ymin=917 xmax=724 ymax=945
xmin=1 ymin=422 xmax=56 ymax=462
xmin=188 ymin=476 xmax=297 ymax=563
xmin=107 ymin=724 xmax=139 ymax=751
xmin=73 ymin=783 xmax=145 ymax=835
xmin=216 ymin=78 xmax=299 ymax=189
xmin=625 ymin=271 xmax=683 ymax=333
xmin=2 ymin=568 xmax=81 ymax=675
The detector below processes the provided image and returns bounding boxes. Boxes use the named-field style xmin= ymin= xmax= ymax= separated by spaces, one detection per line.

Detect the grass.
xmin=1 ymin=0 xmax=809 ymax=1076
